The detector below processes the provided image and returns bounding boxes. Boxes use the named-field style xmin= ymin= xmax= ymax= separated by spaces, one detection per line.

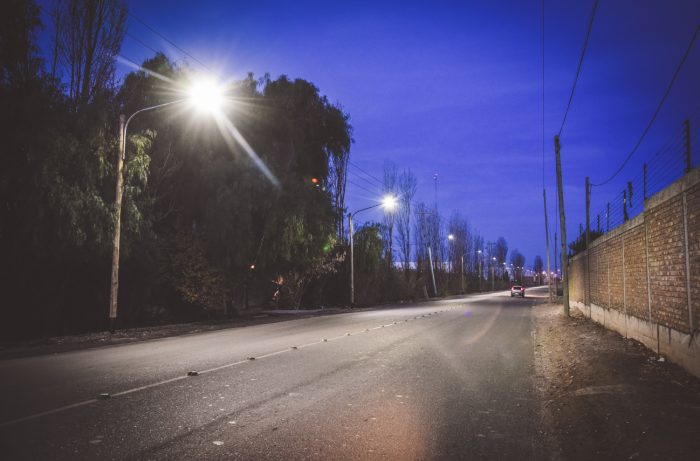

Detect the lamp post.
xmin=447 ymin=234 xmax=465 ymax=294
xmin=348 ymin=195 xmax=397 ymax=306
xmin=108 ymin=79 xmax=224 ymax=332
xmin=477 ymin=249 xmax=483 ymax=292
xmin=491 ymin=257 xmax=496 ymax=291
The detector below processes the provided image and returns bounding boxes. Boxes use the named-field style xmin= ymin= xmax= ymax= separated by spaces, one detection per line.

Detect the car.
xmin=510 ymin=285 xmax=525 ymax=297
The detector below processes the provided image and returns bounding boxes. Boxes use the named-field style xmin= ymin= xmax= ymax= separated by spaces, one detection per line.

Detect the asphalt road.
xmin=0 ymin=289 xmax=544 ymax=460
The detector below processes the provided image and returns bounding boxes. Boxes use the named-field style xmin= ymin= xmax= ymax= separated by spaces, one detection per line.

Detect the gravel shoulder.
xmin=533 ymin=303 xmax=700 ymax=461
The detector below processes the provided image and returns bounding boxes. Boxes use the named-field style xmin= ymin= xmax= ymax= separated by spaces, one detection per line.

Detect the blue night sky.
xmin=41 ymin=0 xmax=700 ymax=266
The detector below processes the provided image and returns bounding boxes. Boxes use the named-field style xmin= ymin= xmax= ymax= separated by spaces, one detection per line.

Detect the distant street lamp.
xmin=477 ymin=249 xmax=483 ymax=292
xmin=447 ymin=233 xmax=465 ymax=294
xmin=491 ymin=257 xmax=496 ymax=291
xmin=348 ymin=195 xmax=397 ymax=306
xmin=109 ymin=78 xmax=225 ymax=332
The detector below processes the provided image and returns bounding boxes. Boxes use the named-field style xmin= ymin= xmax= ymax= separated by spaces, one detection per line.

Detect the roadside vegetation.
xmin=1 ymin=0 xmax=530 ymax=339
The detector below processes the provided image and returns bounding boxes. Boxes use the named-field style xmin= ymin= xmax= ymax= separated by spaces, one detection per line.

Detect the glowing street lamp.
xmin=109 ymin=79 xmax=224 ymax=332
xmin=348 ymin=195 xmax=397 ymax=306
xmin=446 ymin=233 xmax=464 ymax=293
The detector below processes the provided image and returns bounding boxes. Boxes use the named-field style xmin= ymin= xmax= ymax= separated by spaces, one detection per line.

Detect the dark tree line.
xmin=0 ymin=0 xmax=536 ymax=340
xmin=0 ymin=0 xmax=353 ymax=338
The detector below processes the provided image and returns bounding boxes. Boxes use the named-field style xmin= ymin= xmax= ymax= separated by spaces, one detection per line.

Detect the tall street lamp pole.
xmin=109 ymin=100 xmax=184 ymax=333
xmin=109 ymin=79 xmax=224 ymax=332
xmin=348 ymin=196 xmax=396 ymax=306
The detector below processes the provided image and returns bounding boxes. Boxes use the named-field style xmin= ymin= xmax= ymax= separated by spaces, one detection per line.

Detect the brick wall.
xmin=623 ymin=224 xmax=648 ymax=319
xmin=569 ymin=168 xmax=700 ymax=336
xmin=687 ymin=184 xmax=700 ymax=332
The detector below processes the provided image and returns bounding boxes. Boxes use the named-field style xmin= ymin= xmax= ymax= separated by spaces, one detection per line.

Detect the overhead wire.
xmin=128 ymin=12 xmax=211 ymax=71
xmin=591 ymin=24 xmax=700 ymax=187
xmin=348 ymin=160 xmax=384 ymax=187
xmin=125 ymin=32 xmax=161 ymax=56
xmin=557 ymin=0 xmax=600 ymax=137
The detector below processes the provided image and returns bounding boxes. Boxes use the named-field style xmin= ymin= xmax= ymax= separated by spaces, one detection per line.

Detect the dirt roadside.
xmin=533 ymin=303 xmax=700 ymax=461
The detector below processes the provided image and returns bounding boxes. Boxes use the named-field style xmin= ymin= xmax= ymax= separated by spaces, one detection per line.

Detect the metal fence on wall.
xmin=587 ymin=116 xmax=697 ymax=235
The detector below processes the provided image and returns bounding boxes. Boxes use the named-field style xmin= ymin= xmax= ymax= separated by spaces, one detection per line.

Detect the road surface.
xmin=0 ymin=289 xmax=545 ymax=460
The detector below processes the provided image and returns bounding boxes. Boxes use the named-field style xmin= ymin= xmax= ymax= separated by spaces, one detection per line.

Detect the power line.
xmin=592 ymin=24 xmax=700 ymax=187
xmin=128 ymin=12 xmax=210 ymax=71
xmin=348 ymin=160 xmax=384 ymax=187
xmin=347 ymin=179 xmax=380 ymax=196
xmin=347 ymin=169 xmax=382 ymax=190
xmin=125 ymin=32 xmax=160 ymax=56
xmin=558 ymin=0 xmax=600 ymax=137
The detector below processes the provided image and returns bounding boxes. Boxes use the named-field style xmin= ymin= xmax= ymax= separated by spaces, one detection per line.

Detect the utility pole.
xmin=349 ymin=214 xmax=355 ymax=306
xmin=585 ymin=176 xmax=591 ymax=306
xmin=460 ymin=255 xmax=465 ymax=294
xmin=109 ymin=115 xmax=126 ymax=333
xmin=643 ymin=163 xmax=648 ymax=201
xmin=554 ymin=232 xmax=558 ymax=293
xmin=554 ymin=135 xmax=569 ymax=316
xmin=543 ymin=189 xmax=553 ymax=302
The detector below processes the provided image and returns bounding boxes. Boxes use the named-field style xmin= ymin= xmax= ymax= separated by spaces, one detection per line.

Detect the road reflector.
xmin=247 ymin=357 xmax=256 ymax=360
xmin=97 ymin=393 xmax=110 ymax=400
xmin=187 ymin=371 xmax=199 ymax=376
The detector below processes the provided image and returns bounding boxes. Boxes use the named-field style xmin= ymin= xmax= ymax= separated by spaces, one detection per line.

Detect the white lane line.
xmin=1 ymin=309 xmax=446 ymax=428
xmin=0 ymin=398 xmax=99 ymax=428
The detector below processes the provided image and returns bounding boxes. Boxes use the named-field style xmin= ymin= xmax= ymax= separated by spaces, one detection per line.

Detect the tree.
xmin=352 ymin=223 xmax=384 ymax=304
xmin=509 ymin=249 xmax=525 ymax=284
xmin=534 ymin=255 xmax=544 ymax=283
xmin=382 ymin=160 xmax=398 ymax=269
xmin=0 ymin=0 xmax=43 ymax=86
xmin=54 ymin=0 xmax=127 ymax=108
xmin=396 ymin=168 xmax=416 ymax=277
xmin=494 ymin=236 xmax=508 ymax=279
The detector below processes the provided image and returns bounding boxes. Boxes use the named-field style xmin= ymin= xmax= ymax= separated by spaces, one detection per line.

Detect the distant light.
xmin=381 ymin=195 xmax=398 ymax=211
xmin=311 ymin=177 xmax=319 ymax=184
xmin=250 ymin=264 xmax=255 ymax=270
xmin=188 ymin=78 xmax=224 ymax=114
xmin=448 ymin=234 xmax=455 ymax=241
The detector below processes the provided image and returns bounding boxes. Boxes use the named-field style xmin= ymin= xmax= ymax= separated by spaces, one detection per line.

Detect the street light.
xmin=477 ymin=249 xmax=483 ymax=292
xmin=348 ymin=195 xmax=397 ymax=306
xmin=446 ymin=233 xmax=464 ymax=294
xmin=108 ymin=79 xmax=225 ymax=332
xmin=491 ymin=256 xmax=496 ymax=291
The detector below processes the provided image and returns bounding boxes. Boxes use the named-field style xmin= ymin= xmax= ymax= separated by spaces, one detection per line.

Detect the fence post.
xmin=643 ymin=163 xmax=648 ymax=200
xmin=684 ymin=119 xmax=691 ymax=173
xmin=607 ymin=202 xmax=610 ymax=231
xmin=623 ymin=190 xmax=628 ymax=222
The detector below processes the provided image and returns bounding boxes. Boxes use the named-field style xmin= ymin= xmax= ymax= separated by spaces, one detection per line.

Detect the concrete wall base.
xmin=572 ymin=301 xmax=700 ymax=379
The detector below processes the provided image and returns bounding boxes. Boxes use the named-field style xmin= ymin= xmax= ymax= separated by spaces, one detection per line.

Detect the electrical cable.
xmin=126 ymin=32 xmax=161 ymax=56
xmin=592 ymin=24 xmax=700 ymax=187
xmin=128 ymin=12 xmax=211 ymax=71
xmin=558 ymin=0 xmax=600 ymax=137
xmin=348 ymin=160 xmax=384 ymax=187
